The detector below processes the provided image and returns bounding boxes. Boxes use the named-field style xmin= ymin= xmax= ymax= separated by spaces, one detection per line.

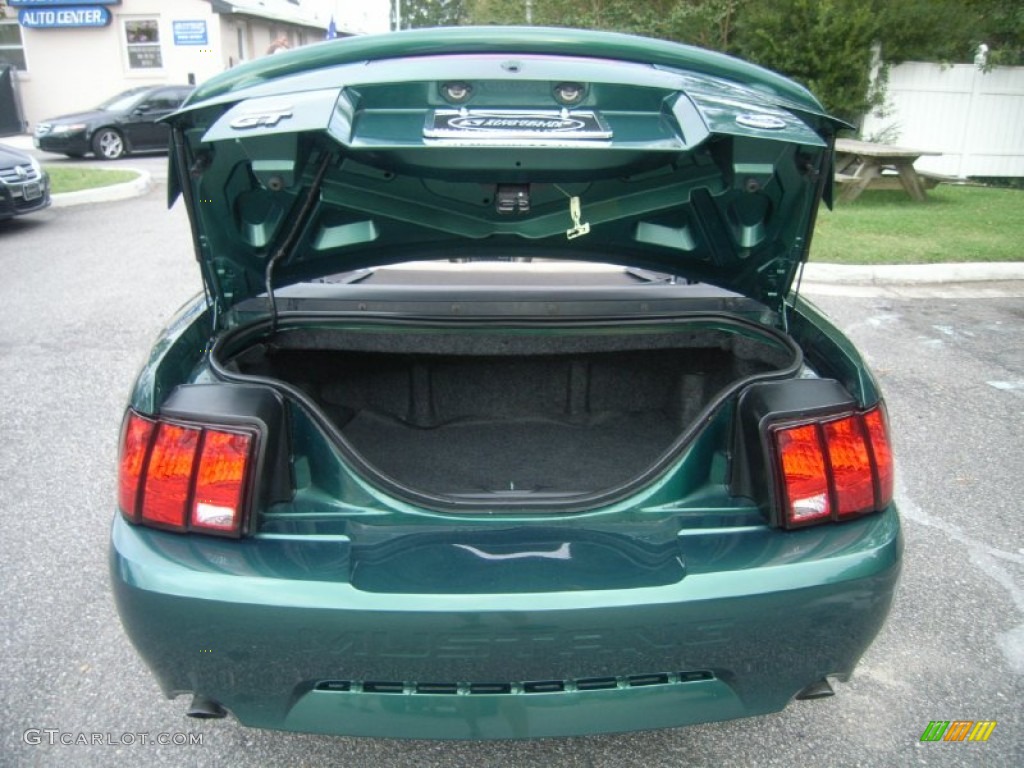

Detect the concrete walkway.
xmin=801 ymin=261 xmax=1024 ymax=293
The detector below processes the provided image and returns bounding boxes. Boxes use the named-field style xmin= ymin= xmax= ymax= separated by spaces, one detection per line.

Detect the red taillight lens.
xmin=141 ymin=423 xmax=201 ymax=530
xmin=823 ymin=416 xmax=875 ymax=517
xmin=775 ymin=423 xmax=831 ymax=523
xmin=863 ymin=406 xmax=894 ymax=508
xmin=191 ymin=429 xmax=254 ymax=533
xmin=116 ymin=409 xmax=256 ymax=537
xmin=118 ymin=412 xmax=157 ymax=521
xmin=771 ymin=404 xmax=894 ymax=528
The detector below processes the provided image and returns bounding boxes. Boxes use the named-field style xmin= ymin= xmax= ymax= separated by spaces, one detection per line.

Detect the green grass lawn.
xmin=45 ymin=166 xmax=138 ymax=194
xmin=811 ymin=185 xmax=1024 ymax=264
xmin=38 ymin=168 xmax=1020 ymax=265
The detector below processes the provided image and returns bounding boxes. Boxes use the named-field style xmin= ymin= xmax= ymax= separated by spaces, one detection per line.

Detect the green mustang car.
xmin=111 ymin=27 xmax=901 ymax=739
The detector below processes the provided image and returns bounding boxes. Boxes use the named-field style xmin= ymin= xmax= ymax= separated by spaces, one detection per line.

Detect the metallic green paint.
xmin=128 ymin=294 xmax=212 ymax=414
xmin=788 ymin=295 xmax=883 ymax=406
xmin=188 ymin=27 xmax=827 ymax=115
xmin=116 ymin=295 xmax=901 ymax=738
xmin=280 ymin=681 xmax=749 ymax=739
xmin=114 ymin=28 xmax=900 ymax=739
xmin=110 ymin=507 xmax=900 ymax=738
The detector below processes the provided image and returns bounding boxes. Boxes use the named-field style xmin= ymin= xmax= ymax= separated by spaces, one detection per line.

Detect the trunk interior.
xmin=225 ymin=322 xmax=798 ymax=498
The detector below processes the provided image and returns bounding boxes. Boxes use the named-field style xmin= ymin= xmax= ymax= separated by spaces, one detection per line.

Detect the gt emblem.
xmin=229 ymin=108 xmax=294 ymax=130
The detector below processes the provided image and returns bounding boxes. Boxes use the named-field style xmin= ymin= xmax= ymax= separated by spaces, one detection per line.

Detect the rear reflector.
xmin=770 ymin=403 xmax=894 ymax=528
xmin=117 ymin=409 xmax=256 ymax=536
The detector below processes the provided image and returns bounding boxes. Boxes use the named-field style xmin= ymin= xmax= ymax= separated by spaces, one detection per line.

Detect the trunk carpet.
xmin=341 ymin=409 xmax=679 ymax=496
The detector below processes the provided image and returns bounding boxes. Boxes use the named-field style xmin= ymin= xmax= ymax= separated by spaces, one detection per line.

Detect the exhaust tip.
xmin=795 ymin=678 xmax=835 ymax=701
xmin=186 ymin=694 xmax=228 ymax=719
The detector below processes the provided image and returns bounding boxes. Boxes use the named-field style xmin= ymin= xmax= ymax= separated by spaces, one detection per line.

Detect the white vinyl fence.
xmin=860 ymin=62 xmax=1024 ymax=178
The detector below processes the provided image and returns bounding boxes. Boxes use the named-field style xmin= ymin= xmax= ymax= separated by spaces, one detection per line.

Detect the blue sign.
xmin=19 ymin=6 xmax=112 ymax=27
xmin=173 ymin=20 xmax=209 ymax=47
xmin=9 ymin=1 xmax=120 ymax=6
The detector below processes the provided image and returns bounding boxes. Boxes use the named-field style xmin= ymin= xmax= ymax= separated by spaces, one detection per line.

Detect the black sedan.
xmin=33 ymin=85 xmax=194 ymax=160
xmin=0 ymin=142 xmax=50 ymax=220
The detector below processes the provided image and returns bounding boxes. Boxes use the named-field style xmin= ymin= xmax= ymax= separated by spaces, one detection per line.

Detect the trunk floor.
xmin=341 ymin=410 xmax=679 ymax=495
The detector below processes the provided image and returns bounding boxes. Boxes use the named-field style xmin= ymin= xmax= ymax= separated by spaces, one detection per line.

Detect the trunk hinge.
xmin=785 ymin=258 xmax=807 ymax=334
xmin=265 ymin=151 xmax=334 ymax=336
xmin=171 ymin=124 xmax=222 ymax=330
xmin=783 ymin=137 xmax=834 ymax=332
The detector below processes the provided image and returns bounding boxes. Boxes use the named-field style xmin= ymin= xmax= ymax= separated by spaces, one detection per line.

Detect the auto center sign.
xmin=11 ymin=0 xmax=119 ymax=29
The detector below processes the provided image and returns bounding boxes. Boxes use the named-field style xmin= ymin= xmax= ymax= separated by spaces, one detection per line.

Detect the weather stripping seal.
xmin=209 ymin=313 xmax=803 ymax=515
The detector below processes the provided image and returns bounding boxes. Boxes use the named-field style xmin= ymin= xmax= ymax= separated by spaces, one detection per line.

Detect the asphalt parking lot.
xmin=1 ymin=187 xmax=1021 ymax=767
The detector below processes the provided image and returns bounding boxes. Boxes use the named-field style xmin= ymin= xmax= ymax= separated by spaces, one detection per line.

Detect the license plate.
xmin=22 ymin=182 xmax=41 ymax=201
xmin=425 ymin=109 xmax=612 ymax=142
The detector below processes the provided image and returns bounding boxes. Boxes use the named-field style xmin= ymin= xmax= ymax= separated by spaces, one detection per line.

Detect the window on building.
xmin=124 ymin=18 xmax=163 ymax=69
xmin=0 ymin=21 xmax=27 ymax=71
xmin=236 ymin=23 xmax=249 ymax=63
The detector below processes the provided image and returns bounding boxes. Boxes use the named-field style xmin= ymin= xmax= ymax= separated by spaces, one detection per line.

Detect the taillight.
xmin=824 ymin=416 xmax=875 ymax=517
xmin=191 ymin=429 xmax=254 ymax=533
xmin=117 ymin=410 xmax=256 ymax=537
xmin=863 ymin=407 xmax=894 ymax=508
xmin=775 ymin=423 xmax=831 ymax=524
xmin=118 ymin=412 xmax=156 ymax=522
xmin=770 ymin=404 xmax=893 ymax=528
xmin=142 ymin=422 xmax=201 ymax=530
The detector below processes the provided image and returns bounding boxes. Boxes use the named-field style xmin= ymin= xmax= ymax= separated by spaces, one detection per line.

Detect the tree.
xmin=467 ymin=0 xmax=742 ymax=50
xmin=465 ymin=0 xmax=1023 ymax=123
xmin=731 ymin=0 xmax=883 ymax=123
xmin=864 ymin=0 xmax=1020 ymax=65
xmin=734 ymin=0 xmax=1024 ymax=121
xmin=399 ymin=0 xmax=468 ymax=29
xmin=949 ymin=0 xmax=1024 ymax=67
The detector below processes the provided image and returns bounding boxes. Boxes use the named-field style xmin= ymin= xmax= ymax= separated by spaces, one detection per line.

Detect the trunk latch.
xmin=495 ymin=184 xmax=530 ymax=214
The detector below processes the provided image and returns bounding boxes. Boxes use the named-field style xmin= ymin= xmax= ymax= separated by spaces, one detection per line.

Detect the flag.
xmin=326 ymin=15 xmax=337 ymax=40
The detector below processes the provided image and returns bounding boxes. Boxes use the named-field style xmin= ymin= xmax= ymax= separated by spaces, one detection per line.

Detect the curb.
xmin=51 ymin=168 xmax=152 ymax=207
xmin=2 ymin=133 xmax=154 ymax=206
xmin=801 ymin=262 xmax=1024 ymax=286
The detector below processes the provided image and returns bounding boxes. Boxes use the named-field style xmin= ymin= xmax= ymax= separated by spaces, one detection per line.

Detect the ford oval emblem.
xmin=736 ymin=114 xmax=787 ymax=130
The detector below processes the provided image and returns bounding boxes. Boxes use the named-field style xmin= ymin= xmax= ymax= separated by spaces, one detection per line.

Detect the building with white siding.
xmin=0 ymin=0 xmax=389 ymax=131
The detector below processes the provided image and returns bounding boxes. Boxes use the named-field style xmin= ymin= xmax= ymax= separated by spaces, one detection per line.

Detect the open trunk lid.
xmin=166 ymin=27 xmax=847 ymax=318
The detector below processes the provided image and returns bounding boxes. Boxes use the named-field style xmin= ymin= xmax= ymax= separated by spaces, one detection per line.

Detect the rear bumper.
xmin=110 ymin=509 xmax=901 ymax=739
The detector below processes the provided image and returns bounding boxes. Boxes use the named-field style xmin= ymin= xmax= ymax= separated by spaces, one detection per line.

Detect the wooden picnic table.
xmin=834 ymin=138 xmax=943 ymax=202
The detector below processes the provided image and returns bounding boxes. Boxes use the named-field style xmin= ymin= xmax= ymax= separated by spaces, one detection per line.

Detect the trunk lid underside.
xmin=166 ymin=28 xmax=845 ymax=317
